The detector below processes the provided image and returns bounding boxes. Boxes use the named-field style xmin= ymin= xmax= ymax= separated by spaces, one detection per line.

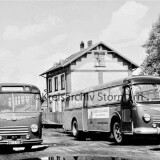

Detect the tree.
xmin=141 ymin=16 xmax=160 ymax=76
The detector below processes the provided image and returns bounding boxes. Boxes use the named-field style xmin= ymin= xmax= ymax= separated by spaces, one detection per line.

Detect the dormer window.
xmin=94 ymin=52 xmax=106 ymax=67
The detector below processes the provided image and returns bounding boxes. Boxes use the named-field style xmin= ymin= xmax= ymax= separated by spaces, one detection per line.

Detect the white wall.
xmin=71 ymin=52 xmax=129 ymax=71
xmin=70 ymin=49 xmax=130 ymax=91
xmin=103 ymin=72 xmax=129 ymax=83
xmin=71 ymin=72 xmax=98 ymax=91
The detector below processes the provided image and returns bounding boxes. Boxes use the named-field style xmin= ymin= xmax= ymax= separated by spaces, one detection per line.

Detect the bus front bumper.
xmin=0 ymin=138 xmax=43 ymax=146
xmin=133 ymin=127 xmax=160 ymax=134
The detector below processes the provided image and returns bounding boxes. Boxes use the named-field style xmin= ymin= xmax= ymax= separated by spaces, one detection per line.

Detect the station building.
xmin=40 ymin=41 xmax=138 ymax=124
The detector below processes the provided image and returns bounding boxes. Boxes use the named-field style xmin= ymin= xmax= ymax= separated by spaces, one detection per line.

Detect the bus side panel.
xmin=82 ymin=107 xmax=88 ymax=131
xmin=63 ymin=109 xmax=72 ymax=131
xmin=63 ymin=108 xmax=83 ymax=131
xmin=87 ymin=104 xmax=121 ymax=132
xmin=87 ymin=106 xmax=110 ymax=132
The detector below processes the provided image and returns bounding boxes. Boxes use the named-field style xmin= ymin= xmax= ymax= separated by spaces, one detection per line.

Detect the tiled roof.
xmin=40 ymin=50 xmax=83 ymax=76
xmin=40 ymin=41 xmax=139 ymax=76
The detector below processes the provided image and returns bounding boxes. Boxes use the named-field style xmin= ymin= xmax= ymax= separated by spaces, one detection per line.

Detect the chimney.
xmin=88 ymin=40 xmax=92 ymax=47
xmin=80 ymin=41 xmax=84 ymax=50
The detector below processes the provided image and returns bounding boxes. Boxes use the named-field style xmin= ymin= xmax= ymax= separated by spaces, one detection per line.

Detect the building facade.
xmin=40 ymin=41 xmax=138 ymax=123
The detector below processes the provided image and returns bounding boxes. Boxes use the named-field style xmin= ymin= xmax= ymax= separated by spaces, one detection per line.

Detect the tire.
xmin=112 ymin=121 xmax=123 ymax=144
xmin=72 ymin=120 xmax=79 ymax=138
xmin=24 ymin=145 xmax=32 ymax=151
xmin=1 ymin=146 xmax=13 ymax=152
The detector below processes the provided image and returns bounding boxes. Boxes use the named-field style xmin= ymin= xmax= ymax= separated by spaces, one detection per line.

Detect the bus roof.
xmin=70 ymin=76 xmax=160 ymax=95
xmin=124 ymin=75 xmax=160 ymax=84
xmin=69 ymin=78 xmax=124 ymax=95
xmin=83 ymin=78 xmax=124 ymax=93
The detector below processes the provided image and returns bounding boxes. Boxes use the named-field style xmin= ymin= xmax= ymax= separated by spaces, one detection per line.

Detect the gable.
xmin=70 ymin=44 xmax=133 ymax=71
xmin=40 ymin=41 xmax=138 ymax=76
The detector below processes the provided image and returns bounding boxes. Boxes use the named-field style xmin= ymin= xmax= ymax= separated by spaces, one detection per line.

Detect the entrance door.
xmin=121 ymin=86 xmax=132 ymax=133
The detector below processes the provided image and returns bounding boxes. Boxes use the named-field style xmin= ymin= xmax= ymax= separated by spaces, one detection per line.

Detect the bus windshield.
xmin=0 ymin=93 xmax=41 ymax=112
xmin=132 ymin=84 xmax=160 ymax=102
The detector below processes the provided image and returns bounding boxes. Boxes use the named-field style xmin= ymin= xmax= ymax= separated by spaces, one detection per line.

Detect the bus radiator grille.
xmin=153 ymin=115 xmax=160 ymax=124
xmin=0 ymin=126 xmax=29 ymax=136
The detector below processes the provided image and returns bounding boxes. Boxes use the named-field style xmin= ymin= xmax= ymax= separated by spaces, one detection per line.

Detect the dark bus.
xmin=0 ymin=83 xmax=43 ymax=150
xmin=63 ymin=76 xmax=160 ymax=143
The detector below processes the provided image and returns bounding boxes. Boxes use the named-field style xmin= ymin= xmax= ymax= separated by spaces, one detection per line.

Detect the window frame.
xmin=94 ymin=51 xmax=106 ymax=67
xmin=61 ymin=74 xmax=65 ymax=90
xmin=48 ymin=78 xmax=52 ymax=93
xmin=54 ymin=76 xmax=58 ymax=91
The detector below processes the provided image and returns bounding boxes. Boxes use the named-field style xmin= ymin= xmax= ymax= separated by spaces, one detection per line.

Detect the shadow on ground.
xmin=0 ymin=145 xmax=49 ymax=154
xmin=19 ymin=155 xmax=131 ymax=160
xmin=67 ymin=131 xmax=160 ymax=146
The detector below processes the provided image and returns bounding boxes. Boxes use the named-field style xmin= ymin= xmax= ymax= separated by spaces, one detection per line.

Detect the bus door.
xmin=121 ymin=86 xmax=132 ymax=133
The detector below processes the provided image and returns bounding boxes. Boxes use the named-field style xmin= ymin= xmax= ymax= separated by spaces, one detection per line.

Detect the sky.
xmin=0 ymin=0 xmax=160 ymax=92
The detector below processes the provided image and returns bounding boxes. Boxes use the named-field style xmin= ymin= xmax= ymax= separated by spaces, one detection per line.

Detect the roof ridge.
xmin=40 ymin=41 xmax=139 ymax=76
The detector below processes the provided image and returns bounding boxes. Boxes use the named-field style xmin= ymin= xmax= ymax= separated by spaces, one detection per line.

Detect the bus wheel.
xmin=72 ymin=120 xmax=79 ymax=138
xmin=112 ymin=121 xmax=123 ymax=144
xmin=2 ymin=146 xmax=13 ymax=152
xmin=24 ymin=145 xmax=32 ymax=151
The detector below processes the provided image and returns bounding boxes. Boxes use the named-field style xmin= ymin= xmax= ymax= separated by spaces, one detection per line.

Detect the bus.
xmin=63 ymin=76 xmax=160 ymax=143
xmin=0 ymin=83 xmax=43 ymax=150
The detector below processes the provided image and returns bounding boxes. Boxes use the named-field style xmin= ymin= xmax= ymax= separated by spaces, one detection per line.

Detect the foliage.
xmin=141 ymin=16 xmax=160 ymax=76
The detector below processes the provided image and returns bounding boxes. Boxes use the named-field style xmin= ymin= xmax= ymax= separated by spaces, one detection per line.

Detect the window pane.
xmin=94 ymin=52 xmax=106 ymax=67
xmin=54 ymin=77 xmax=58 ymax=91
xmin=109 ymin=86 xmax=122 ymax=102
xmin=48 ymin=79 xmax=52 ymax=93
xmin=0 ymin=93 xmax=41 ymax=112
xmin=132 ymin=84 xmax=160 ymax=102
xmin=61 ymin=74 xmax=65 ymax=90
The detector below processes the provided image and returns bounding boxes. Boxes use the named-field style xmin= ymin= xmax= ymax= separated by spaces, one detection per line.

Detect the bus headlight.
xmin=31 ymin=124 xmax=38 ymax=133
xmin=143 ymin=114 xmax=151 ymax=123
xmin=0 ymin=136 xmax=3 ymax=141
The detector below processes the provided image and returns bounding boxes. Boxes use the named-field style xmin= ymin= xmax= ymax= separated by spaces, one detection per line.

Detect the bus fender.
xmin=110 ymin=112 xmax=121 ymax=132
xmin=71 ymin=117 xmax=77 ymax=129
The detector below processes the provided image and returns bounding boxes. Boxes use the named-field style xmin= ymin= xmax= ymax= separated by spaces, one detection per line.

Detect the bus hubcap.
xmin=114 ymin=123 xmax=122 ymax=142
xmin=73 ymin=122 xmax=77 ymax=136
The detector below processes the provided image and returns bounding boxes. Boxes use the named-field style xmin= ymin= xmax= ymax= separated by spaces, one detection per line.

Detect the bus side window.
xmin=65 ymin=98 xmax=69 ymax=108
xmin=75 ymin=94 xmax=83 ymax=108
xmin=87 ymin=92 xmax=95 ymax=107
xmin=71 ymin=96 xmax=76 ymax=108
xmin=109 ymin=86 xmax=122 ymax=102
xmin=84 ymin=93 xmax=88 ymax=108
xmin=68 ymin=96 xmax=74 ymax=108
